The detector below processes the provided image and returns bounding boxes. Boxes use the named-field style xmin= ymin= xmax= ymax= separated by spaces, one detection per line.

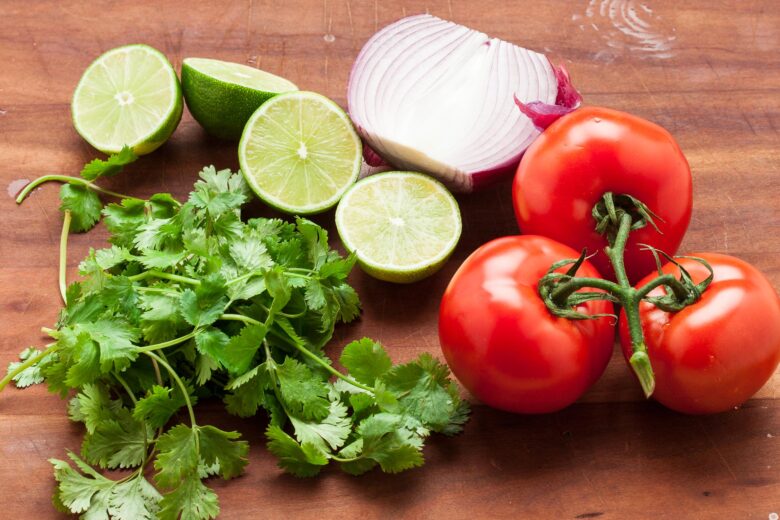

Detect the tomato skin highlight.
xmin=438 ymin=236 xmax=615 ymax=413
xmin=619 ymin=254 xmax=780 ymax=414
xmin=513 ymin=106 xmax=692 ymax=284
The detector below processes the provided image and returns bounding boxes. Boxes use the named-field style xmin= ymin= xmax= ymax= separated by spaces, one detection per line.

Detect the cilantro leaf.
xmin=51 ymin=451 xmax=161 ymax=519
xmin=221 ymin=323 xmax=267 ymax=375
xmin=194 ymin=327 xmax=230 ymax=367
xmin=139 ymin=291 xmax=183 ymax=343
xmin=330 ymin=283 xmax=361 ymax=323
xmin=223 ymin=364 xmax=273 ymax=418
xmin=296 ymin=217 xmax=330 ymax=269
xmin=265 ymin=425 xmax=327 ymax=477
xmin=94 ymin=245 xmax=129 ymax=270
xmin=133 ymin=216 xmax=183 ymax=252
xmin=350 ymin=413 xmax=425 ymax=474
xmin=133 ymin=385 xmax=188 ymax=430
xmin=50 ymin=452 xmax=114 ymax=514
xmin=178 ymin=274 xmax=228 ymax=327
xmin=158 ymin=473 xmax=219 ymax=520
xmin=81 ymin=411 xmax=151 ymax=469
xmin=68 ymin=384 xmax=118 ymax=433
xmin=80 ymin=146 xmax=138 ymax=181
xmin=6 ymin=347 xmax=46 ymax=388
xmin=340 ymin=338 xmax=393 ymax=385
xmin=228 ymin=231 xmax=274 ymax=272
xmin=108 ymin=474 xmax=162 ymax=520
xmin=288 ymin=400 xmax=351 ymax=453
xmin=154 ymin=425 xmax=200 ymax=489
xmin=78 ymin=319 xmax=140 ymax=373
xmin=275 ymin=358 xmax=330 ymax=421
xmin=103 ymin=198 xmax=146 ymax=248
xmin=381 ymin=353 xmax=463 ymax=432
xmin=197 ymin=425 xmax=249 ymax=480
xmin=60 ymin=183 xmax=103 ymax=232
xmin=60 ymin=329 xmax=101 ymax=388
xmin=304 ymin=278 xmax=326 ymax=311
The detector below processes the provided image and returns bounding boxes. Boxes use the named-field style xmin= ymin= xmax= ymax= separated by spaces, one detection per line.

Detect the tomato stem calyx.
xmin=593 ymin=192 xmax=661 ymax=244
xmin=538 ymin=193 xmax=714 ymax=399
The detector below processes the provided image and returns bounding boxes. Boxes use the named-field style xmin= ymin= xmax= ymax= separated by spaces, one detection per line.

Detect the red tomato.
xmin=438 ymin=235 xmax=615 ymax=413
xmin=620 ymin=254 xmax=780 ymax=414
xmin=513 ymin=106 xmax=692 ymax=284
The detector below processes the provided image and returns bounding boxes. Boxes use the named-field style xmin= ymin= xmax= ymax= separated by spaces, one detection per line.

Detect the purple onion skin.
xmin=515 ymin=63 xmax=583 ymax=131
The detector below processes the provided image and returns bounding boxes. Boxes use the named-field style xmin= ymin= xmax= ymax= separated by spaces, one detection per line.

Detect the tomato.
xmin=513 ymin=106 xmax=692 ymax=284
xmin=438 ymin=235 xmax=615 ymax=413
xmin=619 ymin=254 xmax=780 ymax=414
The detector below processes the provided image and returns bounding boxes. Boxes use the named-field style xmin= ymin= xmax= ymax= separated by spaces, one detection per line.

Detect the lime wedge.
xmin=335 ymin=172 xmax=462 ymax=283
xmin=182 ymin=57 xmax=298 ymax=140
xmin=71 ymin=44 xmax=182 ymax=155
xmin=239 ymin=91 xmax=362 ymax=215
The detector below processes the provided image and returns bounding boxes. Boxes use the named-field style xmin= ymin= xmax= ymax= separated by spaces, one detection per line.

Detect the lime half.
xmin=239 ymin=91 xmax=362 ymax=215
xmin=182 ymin=57 xmax=297 ymax=140
xmin=335 ymin=172 xmax=462 ymax=283
xmin=71 ymin=44 xmax=182 ymax=155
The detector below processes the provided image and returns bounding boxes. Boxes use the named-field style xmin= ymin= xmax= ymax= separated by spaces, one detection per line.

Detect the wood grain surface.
xmin=1 ymin=1 xmax=779 ymax=518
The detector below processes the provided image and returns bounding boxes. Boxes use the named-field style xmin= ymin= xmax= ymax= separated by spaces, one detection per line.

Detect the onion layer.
xmin=347 ymin=14 xmax=578 ymax=192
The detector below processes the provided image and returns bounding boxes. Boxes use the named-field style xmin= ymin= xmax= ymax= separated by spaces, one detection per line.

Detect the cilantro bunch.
xmin=4 ymin=165 xmax=469 ymax=519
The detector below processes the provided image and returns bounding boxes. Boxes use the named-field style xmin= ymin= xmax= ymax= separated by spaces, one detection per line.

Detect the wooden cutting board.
xmin=1 ymin=1 xmax=778 ymax=518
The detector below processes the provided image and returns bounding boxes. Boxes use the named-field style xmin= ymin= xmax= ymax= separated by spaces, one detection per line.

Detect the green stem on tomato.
xmin=543 ymin=202 xmax=658 ymax=397
xmin=635 ymin=273 xmax=690 ymax=302
xmin=0 ymin=343 xmax=59 ymax=392
xmin=59 ymin=210 xmax=71 ymax=305
xmin=550 ymin=276 xmax=622 ymax=307
xmin=15 ymin=175 xmax=141 ymax=204
xmin=603 ymin=212 xmax=656 ymax=397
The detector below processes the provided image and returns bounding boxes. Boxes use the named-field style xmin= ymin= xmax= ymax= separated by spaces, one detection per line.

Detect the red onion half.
xmin=347 ymin=14 xmax=580 ymax=192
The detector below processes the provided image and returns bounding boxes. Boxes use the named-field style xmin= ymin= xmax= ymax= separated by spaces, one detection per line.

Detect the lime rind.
xmin=183 ymin=57 xmax=296 ymax=93
xmin=182 ymin=58 xmax=298 ymax=140
xmin=238 ymin=91 xmax=362 ymax=215
xmin=71 ymin=44 xmax=182 ymax=155
xmin=335 ymin=171 xmax=462 ymax=283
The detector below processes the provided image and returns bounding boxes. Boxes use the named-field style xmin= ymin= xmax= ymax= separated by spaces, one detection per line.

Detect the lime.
xmin=71 ymin=44 xmax=182 ymax=155
xmin=239 ymin=91 xmax=362 ymax=215
xmin=335 ymin=172 xmax=462 ymax=283
xmin=182 ymin=57 xmax=297 ymax=140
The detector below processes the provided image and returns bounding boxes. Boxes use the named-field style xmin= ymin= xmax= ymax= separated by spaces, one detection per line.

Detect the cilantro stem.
xmin=128 ymin=270 xmax=201 ymax=286
xmin=329 ymin=454 xmax=358 ymax=463
xmin=0 ymin=343 xmax=59 ymax=392
xmin=136 ymin=286 xmax=180 ymax=296
xmin=287 ymin=337 xmax=374 ymax=394
xmin=220 ymin=313 xmax=258 ymax=325
xmin=143 ymin=351 xmax=197 ymax=427
xmin=15 ymin=175 xmax=141 ymax=204
xmin=223 ymin=313 xmax=375 ymax=393
xmin=59 ymin=211 xmax=71 ymax=305
xmin=150 ymin=358 xmax=164 ymax=386
xmin=285 ymin=272 xmax=314 ymax=281
xmin=113 ymin=372 xmax=137 ymax=405
xmin=135 ymin=331 xmax=198 ymax=353
xmin=225 ymin=269 xmax=314 ymax=288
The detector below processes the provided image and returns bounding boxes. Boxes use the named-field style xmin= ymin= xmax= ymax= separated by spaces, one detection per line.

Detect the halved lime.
xmin=71 ymin=44 xmax=182 ymax=155
xmin=182 ymin=57 xmax=298 ymax=140
xmin=335 ymin=172 xmax=462 ymax=283
xmin=239 ymin=91 xmax=362 ymax=215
